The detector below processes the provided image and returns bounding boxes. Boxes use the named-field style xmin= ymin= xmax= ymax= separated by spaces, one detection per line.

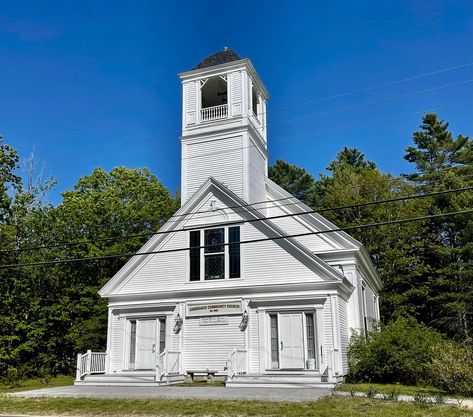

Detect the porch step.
xmin=226 ymin=373 xmax=335 ymax=388
xmin=75 ymin=373 xmax=185 ymax=386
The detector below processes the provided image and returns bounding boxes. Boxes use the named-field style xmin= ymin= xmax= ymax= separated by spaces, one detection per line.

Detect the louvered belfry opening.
xmin=201 ymin=76 xmax=227 ymax=108
xmin=200 ymin=76 xmax=228 ymax=122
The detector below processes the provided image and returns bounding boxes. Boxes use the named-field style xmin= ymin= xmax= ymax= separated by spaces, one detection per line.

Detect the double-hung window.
xmin=189 ymin=226 xmax=241 ymax=281
xmin=204 ymin=228 xmax=225 ymax=280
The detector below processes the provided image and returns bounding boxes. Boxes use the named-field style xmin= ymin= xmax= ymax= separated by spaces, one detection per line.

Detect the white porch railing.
xmin=226 ymin=348 xmax=247 ymax=380
xmin=155 ymin=349 xmax=181 ymax=382
xmin=200 ymin=104 xmax=228 ymax=122
xmin=75 ymin=350 xmax=107 ymax=381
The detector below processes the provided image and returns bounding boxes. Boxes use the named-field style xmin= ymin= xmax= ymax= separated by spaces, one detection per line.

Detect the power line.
xmin=2 ymin=186 xmax=472 ymax=255
xmin=166 ymin=165 xmax=473 ymax=221
xmin=267 ymin=63 xmax=473 ymax=114
xmin=40 ymin=63 xmax=473 ymax=162
xmin=44 ymin=91 xmax=473 ymax=177
xmin=11 ymin=163 xmax=473 ymax=247
xmin=1 ymin=209 xmax=471 ymax=269
xmin=10 ymin=163 xmax=473 ymax=244
xmin=276 ymin=99 xmax=473 ymax=143
xmin=48 ymin=99 xmax=473 ymax=187
xmin=270 ymin=79 xmax=473 ymax=127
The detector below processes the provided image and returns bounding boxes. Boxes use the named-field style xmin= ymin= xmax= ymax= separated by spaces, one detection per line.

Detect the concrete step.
xmin=226 ymin=373 xmax=335 ymax=388
xmin=76 ymin=373 xmax=185 ymax=386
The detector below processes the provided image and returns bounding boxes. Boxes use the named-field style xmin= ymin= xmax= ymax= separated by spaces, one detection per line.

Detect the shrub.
xmin=366 ymin=385 xmax=378 ymax=398
xmin=2 ymin=367 xmax=22 ymax=387
xmin=348 ymin=316 xmax=445 ymax=385
xmin=433 ymin=393 xmax=446 ymax=405
xmin=428 ymin=342 xmax=473 ymax=396
xmin=413 ymin=391 xmax=430 ymax=407
xmin=383 ymin=388 xmax=400 ymax=401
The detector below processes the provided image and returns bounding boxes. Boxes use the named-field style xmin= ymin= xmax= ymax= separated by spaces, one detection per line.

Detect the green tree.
xmin=403 ymin=113 xmax=473 ymax=344
xmin=310 ymin=147 xmax=430 ymax=323
xmin=268 ymin=159 xmax=314 ymax=204
xmin=0 ymin=136 xmax=21 ymax=222
xmin=0 ymin=165 xmax=179 ymax=377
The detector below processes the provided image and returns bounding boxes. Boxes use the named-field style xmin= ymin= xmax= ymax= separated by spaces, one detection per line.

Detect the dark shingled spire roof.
xmin=192 ymin=48 xmax=243 ymax=70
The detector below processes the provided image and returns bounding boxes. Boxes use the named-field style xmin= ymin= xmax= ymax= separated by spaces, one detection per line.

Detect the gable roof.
xmin=192 ymin=48 xmax=243 ymax=70
xmin=99 ymin=177 xmax=352 ymax=297
xmin=265 ymin=178 xmax=382 ymax=290
xmin=265 ymin=177 xmax=361 ymax=250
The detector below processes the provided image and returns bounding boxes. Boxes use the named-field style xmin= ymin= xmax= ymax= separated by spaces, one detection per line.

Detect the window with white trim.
xmin=189 ymin=226 xmax=241 ymax=281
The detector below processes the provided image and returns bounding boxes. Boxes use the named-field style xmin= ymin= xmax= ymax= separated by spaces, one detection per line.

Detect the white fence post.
xmin=86 ymin=349 xmax=92 ymax=375
xmin=75 ymin=353 xmax=82 ymax=382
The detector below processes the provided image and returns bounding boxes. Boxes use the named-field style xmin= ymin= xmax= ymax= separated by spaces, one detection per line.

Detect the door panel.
xmin=279 ymin=313 xmax=304 ymax=369
xmin=136 ymin=319 xmax=156 ymax=369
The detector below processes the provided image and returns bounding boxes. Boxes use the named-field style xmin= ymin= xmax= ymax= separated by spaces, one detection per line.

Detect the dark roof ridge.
xmin=192 ymin=47 xmax=243 ymax=70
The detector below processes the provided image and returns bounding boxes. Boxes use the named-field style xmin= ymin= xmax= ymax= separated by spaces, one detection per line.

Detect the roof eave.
xmin=178 ymin=58 xmax=269 ymax=101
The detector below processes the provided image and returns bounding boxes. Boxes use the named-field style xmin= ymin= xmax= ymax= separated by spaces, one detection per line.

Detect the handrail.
xmin=75 ymin=350 xmax=106 ymax=381
xmin=155 ymin=349 xmax=181 ymax=382
xmin=226 ymin=348 xmax=247 ymax=380
xmin=201 ymin=104 xmax=228 ymax=122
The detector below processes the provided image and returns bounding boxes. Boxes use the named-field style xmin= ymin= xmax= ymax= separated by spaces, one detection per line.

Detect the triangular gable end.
xmin=99 ymin=177 xmax=346 ymax=297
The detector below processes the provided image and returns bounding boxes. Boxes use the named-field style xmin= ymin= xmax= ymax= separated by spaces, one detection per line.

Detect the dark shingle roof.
xmin=192 ymin=48 xmax=243 ymax=70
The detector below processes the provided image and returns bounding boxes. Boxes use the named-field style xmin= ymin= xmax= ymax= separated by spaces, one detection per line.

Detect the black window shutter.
xmin=229 ymin=226 xmax=240 ymax=278
xmin=189 ymin=230 xmax=200 ymax=281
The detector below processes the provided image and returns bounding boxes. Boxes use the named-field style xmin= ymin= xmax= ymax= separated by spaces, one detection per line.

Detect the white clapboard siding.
xmin=183 ymin=316 xmax=244 ymax=371
xmin=241 ymin=221 xmax=325 ymax=285
xmin=249 ymin=307 xmax=259 ymax=373
xmin=184 ymin=135 xmax=244 ymax=201
xmin=358 ymin=279 xmax=364 ymax=332
xmin=110 ymin=312 xmax=123 ymax=372
xmin=117 ymin=231 xmax=188 ymax=294
xmin=365 ymin=284 xmax=376 ymax=331
xmin=266 ymin=204 xmax=342 ymax=253
xmin=322 ymin=297 xmax=332 ymax=371
xmin=115 ymin=210 xmax=325 ymax=295
xmin=338 ymin=297 xmax=349 ymax=375
xmin=248 ymin=141 xmax=266 ymax=204
xmin=183 ymin=194 xmax=244 ymax=227
xmin=169 ymin=309 xmax=180 ymax=351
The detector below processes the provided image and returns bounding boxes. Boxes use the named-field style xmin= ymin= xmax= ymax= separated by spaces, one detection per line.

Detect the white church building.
xmin=75 ymin=49 xmax=381 ymax=388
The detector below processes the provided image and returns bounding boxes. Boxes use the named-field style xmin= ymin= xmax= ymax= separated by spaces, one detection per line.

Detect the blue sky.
xmin=1 ymin=0 xmax=472 ymax=203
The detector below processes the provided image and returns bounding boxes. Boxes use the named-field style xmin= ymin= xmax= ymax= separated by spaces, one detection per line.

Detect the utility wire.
xmin=46 ymin=93 xmax=473 ymax=177
xmin=48 ymin=99 xmax=473 ymax=186
xmin=270 ymin=79 xmax=473 ymax=127
xmin=277 ymin=99 xmax=473 ymax=143
xmin=1 ymin=209 xmax=471 ymax=269
xmin=2 ymin=186 xmax=471 ymax=255
xmin=40 ymin=63 xmax=473 ymax=162
xmin=12 ymin=164 xmax=473 ymax=246
xmin=268 ymin=63 xmax=473 ymax=114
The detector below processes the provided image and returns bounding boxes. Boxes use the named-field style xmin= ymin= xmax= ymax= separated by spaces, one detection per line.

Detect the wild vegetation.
xmin=348 ymin=317 xmax=473 ymax=396
xmin=0 ymin=113 xmax=472 ymax=394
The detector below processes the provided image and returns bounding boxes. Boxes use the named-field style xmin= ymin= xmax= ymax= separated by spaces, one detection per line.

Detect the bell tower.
xmin=178 ymin=48 xmax=269 ymax=205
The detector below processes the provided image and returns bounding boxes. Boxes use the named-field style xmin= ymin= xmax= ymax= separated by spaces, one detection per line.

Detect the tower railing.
xmin=200 ymin=104 xmax=228 ymax=122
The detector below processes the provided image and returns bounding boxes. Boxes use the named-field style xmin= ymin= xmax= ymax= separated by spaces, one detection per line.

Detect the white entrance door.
xmin=135 ymin=319 xmax=156 ymax=369
xmin=279 ymin=313 xmax=305 ymax=369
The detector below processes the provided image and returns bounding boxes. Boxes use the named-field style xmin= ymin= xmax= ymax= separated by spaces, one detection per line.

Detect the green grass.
xmin=338 ymin=382 xmax=473 ymax=399
xmin=0 ymin=375 xmax=73 ymax=393
xmin=1 ymin=395 xmax=472 ymax=417
xmin=339 ymin=382 xmax=445 ymax=397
